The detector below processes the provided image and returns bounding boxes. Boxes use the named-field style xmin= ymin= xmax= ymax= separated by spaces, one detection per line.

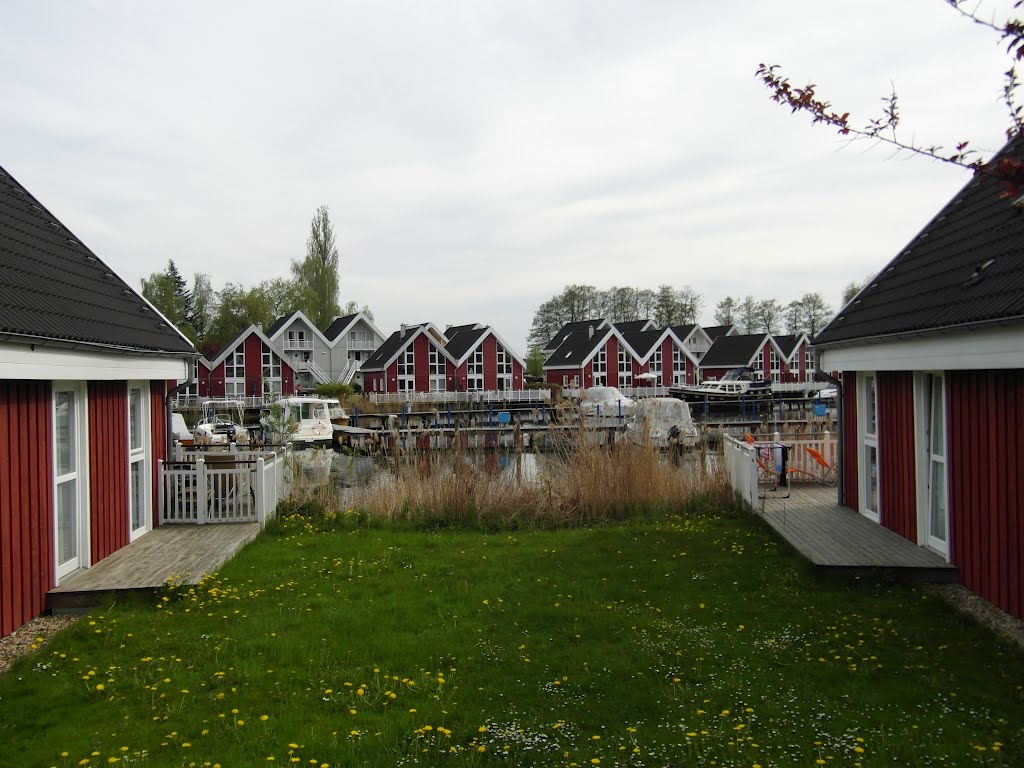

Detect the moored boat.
xmin=669 ymin=367 xmax=772 ymax=404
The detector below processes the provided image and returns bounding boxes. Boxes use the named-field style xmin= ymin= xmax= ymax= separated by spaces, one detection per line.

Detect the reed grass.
xmin=322 ymin=432 xmax=733 ymax=530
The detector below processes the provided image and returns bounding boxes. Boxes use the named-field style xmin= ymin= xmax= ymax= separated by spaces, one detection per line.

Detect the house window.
xmin=225 ymin=381 xmax=246 ymax=397
xmin=753 ymin=349 xmax=764 ymax=373
xmin=429 ymin=344 xmax=446 ymax=392
xmin=398 ymin=347 xmax=415 ymax=391
xmin=673 ymin=348 xmax=686 ymax=386
xmin=805 ymin=349 xmax=815 ymax=380
xmin=618 ymin=349 xmax=632 ymax=387
xmin=860 ymin=373 xmax=880 ymax=523
xmin=225 ymin=347 xmax=244 ymax=379
xmin=917 ymin=373 xmax=948 ymax=557
xmin=349 ymin=329 xmax=370 ymax=350
xmin=286 ymin=330 xmax=311 ymax=350
xmin=496 ymin=343 xmax=513 ymax=390
xmin=769 ymin=350 xmax=781 ymax=383
xmin=649 ymin=349 xmax=662 ymax=385
xmin=262 ymin=343 xmax=282 ymax=399
xmin=127 ymin=384 xmax=149 ymax=540
xmin=467 ymin=348 xmax=484 ymax=391
xmin=592 ymin=349 xmax=607 ymax=387
xmin=54 ymin=385 xmax=87 ymax=581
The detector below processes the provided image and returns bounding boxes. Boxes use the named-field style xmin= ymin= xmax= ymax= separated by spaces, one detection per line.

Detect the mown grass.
xmin=1 ymin=506 xmax=1023 ymax=768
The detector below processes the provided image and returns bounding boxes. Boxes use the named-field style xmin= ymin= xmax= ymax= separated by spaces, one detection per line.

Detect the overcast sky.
xmin=1 ymin=0 xmax=1016 ymax=355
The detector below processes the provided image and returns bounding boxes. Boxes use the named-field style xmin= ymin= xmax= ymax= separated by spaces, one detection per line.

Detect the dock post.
xmin=352 ymin=406 xmax=359 ymax=428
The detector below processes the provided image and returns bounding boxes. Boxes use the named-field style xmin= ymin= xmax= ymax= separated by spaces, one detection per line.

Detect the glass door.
xmin=54 ymin=387 xmax=85 ymax=581
xmin=924 ymin=374 xmax=949 ymax=556
xmin=128 ymin=384 xmax=149 ymax=541
xmin=860 ymin=373 xmax=880 ymax=523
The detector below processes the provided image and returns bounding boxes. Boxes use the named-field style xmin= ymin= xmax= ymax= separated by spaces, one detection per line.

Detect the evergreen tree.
xmin=291 ymin=205 xmax=341 ymax=329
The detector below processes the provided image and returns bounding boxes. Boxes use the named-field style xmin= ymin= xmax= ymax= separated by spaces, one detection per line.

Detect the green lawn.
xmin=1 ymin=509 xmax=1022 ymax=768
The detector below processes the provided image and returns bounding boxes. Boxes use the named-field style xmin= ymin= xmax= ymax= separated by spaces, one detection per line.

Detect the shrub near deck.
xmin=0 ymin=513 xmax=1022 ymax=767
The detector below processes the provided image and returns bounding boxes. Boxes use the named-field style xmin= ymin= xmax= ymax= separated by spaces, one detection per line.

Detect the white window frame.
xmin=53 ymin=382 xmax=90 ymax=581
xmin=397 ymin=347 xmax=415 ymax=391
xmin=859 ymin=372 xmax=881 ymax=524
xmin=914 ymin=372 xmax=949 ymax=558
xmin=127 ymin=382 xmax=151 ymax=541
xmin=592 ymin=349 xmax=607 ymax=387
xmin=618 ymin=349 xmax=632 ymax=388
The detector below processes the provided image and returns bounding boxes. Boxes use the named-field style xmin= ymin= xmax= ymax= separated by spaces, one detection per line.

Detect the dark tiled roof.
xmin=322 ymin=313 xmax=359 ymax=341
xmin=544 ymin=328 xmax=608 ymax=367
xmin=700 ymin=334 xmax=765 ymax=368
xmin=774 ymin=334 xmax=800 ymax=358
xmin=444 ymin=326 xmax=487 ymax=361
xmin=543 ymin=319 xmax=606 ymax=350
xmin=361 ymin=324 xmax=429 ymax=370
xmin=444 ymin=323 xmax=480 ymax=339
xmin=0 ymin=164 xmax=196 ymax=354
xmin=670 ymin=324 xmax=697 ymax=341
xmin=620 ymin=329 xmax=663 ymax=357
xmin=701 ymin=325 xmax=734 ymax=342
xmin=266 ymin=314 xmax=290 ymax=338
xmin=612 ymin=320 xmax=652 ymax=334
xmin=816 ymin=135 xmax=1024 ymax=346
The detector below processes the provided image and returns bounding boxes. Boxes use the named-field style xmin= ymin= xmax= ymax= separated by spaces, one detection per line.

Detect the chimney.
xmin=400 ymin=323 xmax=407 ymax=338
xmin=588 ymin=325 xmax=594 ymax=339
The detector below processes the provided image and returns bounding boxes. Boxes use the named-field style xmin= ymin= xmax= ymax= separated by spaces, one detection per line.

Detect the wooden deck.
xmin=758 ymin=484 xmax=958 ymax=582
xmin=47 ymin=523 xmax=260 ymax=612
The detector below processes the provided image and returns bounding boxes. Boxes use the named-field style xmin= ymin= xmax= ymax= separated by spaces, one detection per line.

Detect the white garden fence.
xmin=159 ymin=449 xmax=290 ymax=526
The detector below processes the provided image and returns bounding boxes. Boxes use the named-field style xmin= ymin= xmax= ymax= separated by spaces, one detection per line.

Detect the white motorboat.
xmin=626 ymin=397 xmax=699 ymax=448
xmin=193 ymin=400 xmax=249 ymax=444
xmin=268 ymin=396 xmax=335 ymax=450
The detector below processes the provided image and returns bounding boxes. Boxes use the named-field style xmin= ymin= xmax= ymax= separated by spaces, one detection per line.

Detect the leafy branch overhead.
xmin=757 ymin=0 xmax=1024 ymax=197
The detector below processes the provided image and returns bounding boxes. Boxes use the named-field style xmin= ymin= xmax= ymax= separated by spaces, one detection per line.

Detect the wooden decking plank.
xmin=758 ymin=485 xmax=957 ymax=580
xmin=48 ymin=524 xmax=260 ymax=603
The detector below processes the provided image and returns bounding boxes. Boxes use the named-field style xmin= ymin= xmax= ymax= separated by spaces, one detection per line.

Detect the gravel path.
xmin=0 ymin=615 xmax=79 ymax=676
xmin=928 ymin=584 xmax=1024 ymax=651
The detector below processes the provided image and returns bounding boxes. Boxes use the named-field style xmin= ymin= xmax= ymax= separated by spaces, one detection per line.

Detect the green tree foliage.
xmin=714 ymin=296 xmax=737 ymax=326
xmin=291 ymin=205 xmax=341 ymax=329
xmin=189 ymin=273 xmax=216 ymax=345
xmin=841 ymin=280 xmax=863 ymax=306
xmin=756 ymin=299 xmax=784 ymax=334
xmin=525 ymin=345 xmax=545 ymax=378
xmin=528 ymin=283 xmax=703 ymax=348
xmin=141 ymin=259 xmax=195 ymax=340
xmin=203 ymin=283 xmax=276 ymax=356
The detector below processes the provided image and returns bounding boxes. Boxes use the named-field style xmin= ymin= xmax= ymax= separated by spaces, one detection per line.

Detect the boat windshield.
xmin=722 ymin=368 xmax=756 ymax=382
xmin=299 ymin=402 xmax=329 ymax=421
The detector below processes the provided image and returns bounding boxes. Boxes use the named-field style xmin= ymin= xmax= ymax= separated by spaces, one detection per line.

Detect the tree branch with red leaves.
xmin=757 ymin=0 xmax=1024 ymax=197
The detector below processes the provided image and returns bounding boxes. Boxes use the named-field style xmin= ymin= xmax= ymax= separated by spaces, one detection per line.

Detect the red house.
xmin=361 ymin=323 xmax=525 ymax=394
xmin=543 ymin=320 xmax=702 ymax=388
xmin=814 ymin=134 xmax=1024 ymax=620
xmin=197 ymin=325 xmax=296 ymax=400
xmin=773 ymin=333 xmax=813 ymax=383
xmin=0 ymin=163 xmax=197 ymax=638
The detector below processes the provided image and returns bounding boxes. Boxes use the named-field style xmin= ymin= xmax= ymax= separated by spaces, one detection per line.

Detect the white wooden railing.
xmin=338 ymin=359 xmax=358 ymax=384
xmin=158 ymin=449 xmax=290 ymax=526
xmin=723 ymin=435 xmax=759 ymax=510
xmin=368 ymin=389 xmax=551 ymax=405
xmin=723 ymin=430 xmax=838 ymax=499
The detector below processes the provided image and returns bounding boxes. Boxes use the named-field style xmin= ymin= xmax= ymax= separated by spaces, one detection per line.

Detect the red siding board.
xmin=243 ymin=334 xmax=263 ymax=398
xmin=876 ymin=371 xmax=917 ymax=540
xmin=0 ymin=381 xmax=54 ymax=638
xmin=483 ymin=336 xmax=497 ymax=391
xmin=947 ymin=370 xmax=1024 ymax=620
xmin=88 ymin=381 xmax=129 ymax=565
